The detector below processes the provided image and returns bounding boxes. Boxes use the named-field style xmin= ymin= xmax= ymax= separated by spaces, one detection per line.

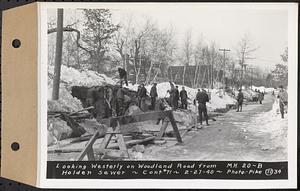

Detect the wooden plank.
xmin=86 ymin=146 xmax=95 ymax=161
xmin=157 ymin=121 xmax=169 ymax=140
xmin=76 ymin=131 xmax=99 ymax=161
xmin=109 ymin=110 xmax=172 ymax=127
xmin=98 ymin=127 xmax=114 ymax=154
xmin=115 ymin=122 xmax=127 ymax=151
xmin=168 ymin=112 xmax=183 ymax=143
xmin=48 ymin=136 xmax=156 ymax=154
xmin=107 ymin=136 xmax=156 ymax=149
xmin=51 ymin=106 xmax=94 ymax=118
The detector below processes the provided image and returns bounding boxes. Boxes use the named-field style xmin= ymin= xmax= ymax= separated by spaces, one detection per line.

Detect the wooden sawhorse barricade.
xmin=76 ymin=110 xmax=183 ymax=161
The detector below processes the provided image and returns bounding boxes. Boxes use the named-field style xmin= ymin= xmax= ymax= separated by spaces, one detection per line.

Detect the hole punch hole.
xmin=12 ymin=39 xmax=21 ymax=48
xmin=11 ymin=142 xmax=20 ymax=151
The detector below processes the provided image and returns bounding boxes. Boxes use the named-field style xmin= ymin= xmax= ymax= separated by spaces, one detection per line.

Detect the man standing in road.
xmin=258 ymin=91 xmax=264 ymax=104
xmin=277 ymin=85 xmax=288 ymax=119
xmin=150 ymin=83 xmax=158 ymax=110
xmin=196 ymin=89 xmax=210 ymax=126
xmin=180 ymin=86 xmax=188 ymax=109
xmin=236 ymin=89 xmax=244 ymax=112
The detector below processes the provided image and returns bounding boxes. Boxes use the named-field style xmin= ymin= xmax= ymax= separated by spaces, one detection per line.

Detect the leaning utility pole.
xmin=219 ymin=48 xmax=230 ymax=94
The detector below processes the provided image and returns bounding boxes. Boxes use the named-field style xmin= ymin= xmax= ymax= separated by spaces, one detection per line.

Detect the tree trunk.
xmin=182 ymin=65 xmax=186 ymax=85
xmin=145 ymin=60 xmax=153 ymax=85
xmin=52 ymin=9 xmax=64 ymax=100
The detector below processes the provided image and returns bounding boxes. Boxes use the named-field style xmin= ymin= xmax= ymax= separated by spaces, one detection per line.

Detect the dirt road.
xmin=143 ymin=94 xmax=287 ymax=161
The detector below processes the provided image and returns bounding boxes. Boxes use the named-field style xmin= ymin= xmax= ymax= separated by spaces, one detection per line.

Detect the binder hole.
xmin=11 ymin=142 xmax=20 ymax=151
xmin=12 ymin=39 xmax=21 ymax=48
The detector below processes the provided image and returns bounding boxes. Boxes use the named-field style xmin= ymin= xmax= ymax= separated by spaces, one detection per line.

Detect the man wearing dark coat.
xmin=180 ymin=86 xmax=188 ymax=109
xmin=173 ymin=86 xmax=180 ymax=110
xmin=138 ymin=83 xmax=147 ymax=111
xmin=236 ymin=89 xmax=244 ymax=112
xmin=150 ymin=83 xmax=158 ymax=110
xmin=196 ymin=89 xmax=210 ymax=126
xmin=118 ymin=67 xmax=128 ymax=86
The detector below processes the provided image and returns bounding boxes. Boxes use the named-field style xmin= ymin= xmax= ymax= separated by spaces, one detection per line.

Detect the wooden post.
xmin=76 ymin=131 xmax=99 ymax=161
xmin=52 ymin=9 xmax=64 ymax=100
xmin=98 ymin=121 xmax=128 ymax=158
xmin=157 ymin=120 xmax=169 ymax=140
xmin=168 ymin=112 xmax=183 ymax=143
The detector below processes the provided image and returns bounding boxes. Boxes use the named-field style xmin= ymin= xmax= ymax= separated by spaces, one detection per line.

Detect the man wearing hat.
xmin=236 ymin=89 xmax=244 ymax=112
xmin=196 ymin=88 xmax=210 ymax=126
xmin=138 ymin=83 xmax=148 ymax=111
xmin=277 ymin=85 xmax=288 ymax=118
xmin=180 ymin=86 xmax=188 ymax=109
xmin=150 ymin=83 xmax=158 ymax=110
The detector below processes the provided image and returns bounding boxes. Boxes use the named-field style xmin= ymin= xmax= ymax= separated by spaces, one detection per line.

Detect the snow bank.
xmin=245 ymin=100 xmax=287 ymax=150
xmin=48 ymin=65 xmax=116 ymax=88
xmin=251 ymin=85 xmax=276 ymax=94
xmin=48 ymin=65 xmax=116 ymax=111
xmin=252 ymin=85 xmax=265 ymax=93
xmin=127 ymin=82 xmax=237 ymax=111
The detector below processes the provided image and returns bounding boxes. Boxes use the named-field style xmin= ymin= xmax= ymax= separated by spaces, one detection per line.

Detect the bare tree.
xmin=182 ymin=29 xmax=193 ymax=85
xmin=113 ymin=15 xmax=133 ymax=70
xmin=193 ymin=38 xmax=204 ymax=88
xmin=125 ymin=19 xmax=155 ymax=84
xmin=236 ymin=33 xmax=259 ymax=87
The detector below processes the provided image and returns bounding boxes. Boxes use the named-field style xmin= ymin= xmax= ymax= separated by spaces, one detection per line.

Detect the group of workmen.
xmin=254 ymin=89 xmax=265 ymax=104
xmin=166 ymin=82 xmax=188 ymax=110
xmin=135 ymin=82 xmax=189 ymax=111
xmin=144 ymin=81 xmax=211 ymax=126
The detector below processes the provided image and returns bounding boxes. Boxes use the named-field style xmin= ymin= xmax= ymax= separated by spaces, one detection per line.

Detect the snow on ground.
xmin=128 ymin=82 xmax=237 ymax=111
xmin=48 ymin=65 xmax=116 ymax=111
xmin=233 ymin=88 xmax=258 ymax=101
xmin=48 ymin=65 xmax=116 ymax=90
xmin=251 ymin=85 xmax=276 ymax=94
xmin=245 ymin=99 xmax=287 ymax=150
xmin=48 ymin=65 xmax=237 ymax=112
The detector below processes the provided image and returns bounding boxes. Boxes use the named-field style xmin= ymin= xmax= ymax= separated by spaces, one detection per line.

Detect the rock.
xmin=154 ymin=140 xmax=167 ymax=145
xmin=48 ymin=118 xmax=73 ymax=141
xmin=47 ymin=130 xmax=58 ymax=146
xmin=80 ymin=118 xmax=108 ymax=135
xmin=173 ymin=110 xmax=197 ymax=127
xmin=132 ymin=145 xmax=145 ymax=153
xmin=102 ymin=149 xmax=129 ymax=159
xmin=261 ymin=146 xmax=270 ymax=151
xmin=130 ymin=151 xmax=143 ymax=159
xmin=125 ymin=105 xmax=143 ymax=116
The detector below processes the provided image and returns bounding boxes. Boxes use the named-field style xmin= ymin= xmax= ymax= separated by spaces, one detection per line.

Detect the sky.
xmin=48 ymin=3 xmax=290 ymax=73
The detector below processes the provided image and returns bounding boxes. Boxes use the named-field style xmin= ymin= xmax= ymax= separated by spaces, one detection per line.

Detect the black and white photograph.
xmin=41 ymin=3 xmax=297 ymax=188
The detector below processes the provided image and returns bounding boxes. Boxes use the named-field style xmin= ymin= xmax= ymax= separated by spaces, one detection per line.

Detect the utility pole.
xmin=219 ymin=48 xmax=230 ymax=94
xmin=249 ymin=67 xmax=253 ymax=90
xmin=52 ymin=9 xmax=64 ymax=100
